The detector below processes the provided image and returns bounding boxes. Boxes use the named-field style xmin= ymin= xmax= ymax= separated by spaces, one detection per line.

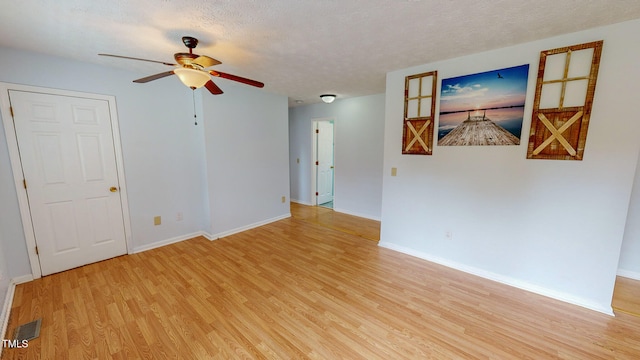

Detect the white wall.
xmin=380 ymin=19 xmax=640 ymax=314
xmin=619 ymin=154 xmax=640 ymax=279
xmin=0 ymin=228 xmax=10 ymax=342
xmin=203 ymin=81 xmax=290 ymax=238
xmin=0 ymin=46 xmax=210 ymax=266
xmin=288 ymin=106 xmax=311 ymax=205
xmin=0 ymin=47 xmax=291 ymax=331
xmin=289 ymin=94 xmax=385 ymax=220
xmin=0 ymin=224 xmax=11 ymax=319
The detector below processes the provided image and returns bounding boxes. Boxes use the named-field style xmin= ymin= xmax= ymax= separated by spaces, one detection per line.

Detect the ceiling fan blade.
xmin=205 ymin=80 xmax=224 ymax=95
xmin=133 ymin=70 xmax=175 ymax=83
xmin=192 ymin=55 xmax=221 ymax=68
xmin=209 ymin=70 xmax=264 ymax=88
xmin=99 ymin=53 xmax=176 ymax=66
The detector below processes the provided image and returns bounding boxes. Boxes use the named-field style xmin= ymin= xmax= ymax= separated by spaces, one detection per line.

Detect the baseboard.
xmin=209 ymin=213 xmax=291 ymax=240
xmin=124 ymin=214 xmax=295 ymax=253
xmin=333 ymin=207 xmax=381 ymax=221
xmin=11 ymin=274 xmax=33 ymax=285
xmin=378 ymin=241 xmax=614 ymax=316
xmin=132 ymin=231 xmax=206 ymax=254
xmin=1 ymin=282 xmax=15 ymax=350
xmin=0 ymin=273 xmax=34 ymax=356
xmin=617 ymin=269 xmax=640 ymax=281
xmin=290 ymin=199 xmax=313 ymax=206
xmin=201 ymin=232 xmax=215 ymax=241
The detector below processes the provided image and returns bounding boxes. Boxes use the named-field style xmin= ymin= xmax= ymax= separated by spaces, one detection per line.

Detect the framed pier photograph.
xmin=438 ymin=64 xmax=530 ymax=146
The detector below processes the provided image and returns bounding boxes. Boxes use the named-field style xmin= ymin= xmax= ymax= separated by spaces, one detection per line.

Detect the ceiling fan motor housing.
xmin=182 ymin=36 xmax=199 ymax=49
xmin=174 ymin=53 xmax=200 ymax=67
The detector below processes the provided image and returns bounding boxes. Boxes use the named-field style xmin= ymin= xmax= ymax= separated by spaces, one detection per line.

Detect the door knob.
xmin=110 ymin=186 xmax=118 ymax=192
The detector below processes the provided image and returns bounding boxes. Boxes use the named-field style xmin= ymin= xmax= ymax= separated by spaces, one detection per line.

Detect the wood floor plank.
xmin=290 ymin=202 xmax=381 ymax=241
xmin=3 ymin=207 xmax=640 ymax=359
xmin=613 ymin=276 xmax=640 ymax=317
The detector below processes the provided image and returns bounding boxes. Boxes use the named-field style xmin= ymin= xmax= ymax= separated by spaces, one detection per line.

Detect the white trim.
xmin=0 ymin=273 xmax=34 ymax=356
xmin=378 ymin=241 xmax=615 ymax=316
xmin=201 ymin=232 xmax=215 ymax=241
xmin=209 ymin=214 xmax=291 ymax=240
xmin=11 ymin=274 xmax=33 ymax=285
xmin=132 ymin=232 xmax=206 ymax=254
xmin=1 ymin=282 xmax=16 ymax=346
xmin=0 ymin=274 xmax=35 ymax=357
xmin=617 ymin=269 xmax=640 ymax=281
xmin=333 ymin=207 xmax=381 ymax=221
xmin=1 ymin=85 xmax=40 ymax=278
xmin=311 ymin=121 xmax=318 ymax=205
xmin=0 ymin=83 xmax=132 ymax=279
xmin=311 ymin=117 xmax=335 ymax=206
xmin=107 ymin=100 xmax=134 ymax=255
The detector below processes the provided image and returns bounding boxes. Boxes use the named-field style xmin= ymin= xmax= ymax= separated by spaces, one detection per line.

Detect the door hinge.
xmin=316 ymin=192 xmax=319 ymax=196
xmin=316 ymin=129 xmax=319 ymax=133
xmin=315 ymin=161 xmax=319 ymax=166
xmin=23 ymin=179 xmax=27 ymax=189
xmin=10 ymin=106 xmax=14 ymax=117
xmin=35 ymin=246 xmax=38 ymax=255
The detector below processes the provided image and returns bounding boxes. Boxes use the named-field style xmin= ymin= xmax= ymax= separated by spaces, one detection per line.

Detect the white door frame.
xmin=311 ymin=117 xmax=335 ymax=206
xmin=0 ymin=83 xmax=132 ymax=279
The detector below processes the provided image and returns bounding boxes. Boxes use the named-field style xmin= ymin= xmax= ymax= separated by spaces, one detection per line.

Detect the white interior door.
xmin=9 ymin=90 xmax=127 ymax=276
xmin=317 ymin=121 xmax=334 ymax=205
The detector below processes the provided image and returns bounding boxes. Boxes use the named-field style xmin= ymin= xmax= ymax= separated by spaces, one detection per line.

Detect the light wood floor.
xmin=290 ymin=202 xmax=380 ymax=241
xmin=4 ymin=210 xmax=640 ymax=359
xmin=613 ymin=276 xmax=640 ymax=317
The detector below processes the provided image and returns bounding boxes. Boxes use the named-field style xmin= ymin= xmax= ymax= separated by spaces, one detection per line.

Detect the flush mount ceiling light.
xmin=320 ymin=94 xmax=336 ymax=103
xmin=173 ymin=67 xmax=211 ymax=89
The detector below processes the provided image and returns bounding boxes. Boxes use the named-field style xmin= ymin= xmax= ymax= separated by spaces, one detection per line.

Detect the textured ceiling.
xmin=1 ymin=1 xmax=639 ymax=106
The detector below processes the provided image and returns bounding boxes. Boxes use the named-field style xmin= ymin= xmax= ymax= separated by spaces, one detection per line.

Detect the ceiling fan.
xmin=99 ymin=36 xmax=264 ymax=95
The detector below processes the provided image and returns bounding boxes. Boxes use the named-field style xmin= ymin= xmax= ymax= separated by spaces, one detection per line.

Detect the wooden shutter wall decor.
xmin=526 ymin=40 xmax=603 ymax=160
xmin=403 ymin=71 xmax=437 ymax=155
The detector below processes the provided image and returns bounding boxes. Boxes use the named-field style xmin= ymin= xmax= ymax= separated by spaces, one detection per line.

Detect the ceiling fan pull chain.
xmin=192 ymin=89 xmax=198 ymax=125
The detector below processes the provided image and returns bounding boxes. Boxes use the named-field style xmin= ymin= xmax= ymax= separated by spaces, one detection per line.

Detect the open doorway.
xmin=312 ymin=118 xmax=334 ymax=209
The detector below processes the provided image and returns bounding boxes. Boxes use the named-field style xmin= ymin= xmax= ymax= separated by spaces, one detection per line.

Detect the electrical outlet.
xmin=445 ymin=231 xmax=452 ymax=240
xmin=176 ymin=212 xmax=183 ymax=221
xmin=154 ymin=216 xmax=161 ymax=225
xmin=281 ymin=196 xmax=286 ymax=203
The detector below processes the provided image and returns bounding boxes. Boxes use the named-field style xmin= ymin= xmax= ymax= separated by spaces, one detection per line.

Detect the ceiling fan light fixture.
xmin=174 ymin=68 xmax=210 ymax=89
xmin=320 ymin=94 xmax=336 ymax=103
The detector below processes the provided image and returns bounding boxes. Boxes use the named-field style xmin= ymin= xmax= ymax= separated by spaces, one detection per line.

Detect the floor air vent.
xmin=13 ymin=318 xmax=42 ymax=342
